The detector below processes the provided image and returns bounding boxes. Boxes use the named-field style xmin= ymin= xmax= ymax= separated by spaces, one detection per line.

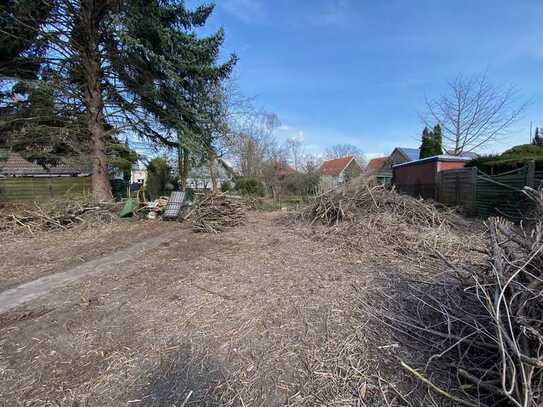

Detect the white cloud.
xmin=274 ymin=123 xmax=303 ymax=140
xmin=365 ymin=152 xmax=388 ymax=160
xmin=221 ymin=0 xmax=263 ymax=23
xmin=307 ymin=0 xmax=350 ymax=27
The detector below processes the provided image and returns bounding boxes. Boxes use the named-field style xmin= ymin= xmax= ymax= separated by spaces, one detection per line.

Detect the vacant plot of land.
xmin=0 ymin=213 xmax=383 ymax=406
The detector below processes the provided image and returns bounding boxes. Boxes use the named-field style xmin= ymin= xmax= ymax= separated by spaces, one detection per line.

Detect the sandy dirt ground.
xmin=0 ymin=212 xmax=380 ymax=406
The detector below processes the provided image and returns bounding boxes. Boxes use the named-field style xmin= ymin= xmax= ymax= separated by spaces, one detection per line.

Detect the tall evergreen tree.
xmin=419 ymin=125 xmax=443 ymax=159
xmin=105 ymin=2 xmax=235 ymax=189
xmin=432 ymin=124 xmax=444 ymax=155
xmin=0 ymin=1 xmax=235 ymax=200
xmin=419 ymin=127 xmax=434 ymax=159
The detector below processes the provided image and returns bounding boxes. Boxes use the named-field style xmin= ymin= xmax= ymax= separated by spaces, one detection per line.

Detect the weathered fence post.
xmin=471 ymin=167 xmax=478 ymax=215
xmin=526 ymin=160 xmax=535 ymax=188
xmin=435 ymin=171 xmax=442 ymax=202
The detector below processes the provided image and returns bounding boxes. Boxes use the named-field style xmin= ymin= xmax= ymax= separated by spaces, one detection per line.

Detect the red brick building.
xmin=392 ymin=155 xmax=473 ymax=199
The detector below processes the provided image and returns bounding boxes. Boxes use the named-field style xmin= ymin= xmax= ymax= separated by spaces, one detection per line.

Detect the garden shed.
xmin=393 ymin=155 xmax=473 ymax=199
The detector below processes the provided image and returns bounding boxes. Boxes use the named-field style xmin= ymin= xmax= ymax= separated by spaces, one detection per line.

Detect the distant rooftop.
xmin=396 ymin=147 xmax=420 ymax=162
xmin=319 ymin=156 xmax=355 ymax=177
xmin=366 ymin=156 xmax=387 ymax=172
xmin=0 ymin=149 xmax=91 ymax=177
xmin=392 ymin=154 xmax=474 ymax=168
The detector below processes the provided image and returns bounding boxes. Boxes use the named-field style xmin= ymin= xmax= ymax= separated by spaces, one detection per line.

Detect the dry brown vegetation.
xmin=293 ymin=177 xmax=484 ymax=269
xmin=0 ymin=199 xmax=120 ymax=237
xmin=1 ymin=179 xmax=541 ymax=406
xmin=292 ymin=178 xmax=542 ymax=406
xmin=185 ymin=193 xmax=249 ymax=233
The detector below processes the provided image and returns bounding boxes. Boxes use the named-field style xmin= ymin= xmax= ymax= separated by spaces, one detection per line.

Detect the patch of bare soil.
xmin=0 ymin=212 xmax=380 ymax=406
xmin=0 ymin=220 xmax=181 ymax=291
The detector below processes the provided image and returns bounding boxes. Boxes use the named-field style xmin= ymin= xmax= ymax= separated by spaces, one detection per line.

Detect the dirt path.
xmin=0 ymin=213 xmax=374 ymax=406
xmin=0 ymin=231 xmax=181 ymax=314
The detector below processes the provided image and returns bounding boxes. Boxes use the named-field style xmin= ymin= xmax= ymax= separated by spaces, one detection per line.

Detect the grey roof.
xmin=0 ymin=150 xmax=91 ymax=176
xmin=397 ymin=147 xmax=421 ymax=161
xmin=446 ymin=150 xmax=478 ymax=159
xmin=392 ymin=154 xmax=474 ymax=168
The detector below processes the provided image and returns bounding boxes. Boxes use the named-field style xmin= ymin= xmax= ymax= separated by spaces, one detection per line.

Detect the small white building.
xmin=187 ymin=158 xmax=236 ymax=191
xmin=319 ymin=156 xmax=363 ymax=191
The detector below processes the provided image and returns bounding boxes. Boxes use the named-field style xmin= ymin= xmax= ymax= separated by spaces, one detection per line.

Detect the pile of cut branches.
xmin=362 ymin=187 xmax=543 ymax=406
xmin=293 ymin=177 xmax=480 ymax=267
xmin=0 ymin=200 xmax=119 ymax=237
xmin=187 ymin=193 xmax=247 ymax=233
xmin=300 ymin=178 xmax=452 ymax=228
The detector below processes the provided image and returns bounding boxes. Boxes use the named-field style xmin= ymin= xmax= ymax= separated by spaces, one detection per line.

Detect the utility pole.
xmin=530 ymin=121 xmax=533 ymax=143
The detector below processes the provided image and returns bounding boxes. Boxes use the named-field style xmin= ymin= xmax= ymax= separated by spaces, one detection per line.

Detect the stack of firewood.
xmin=187 ymin=193 xmax=247 ymax=233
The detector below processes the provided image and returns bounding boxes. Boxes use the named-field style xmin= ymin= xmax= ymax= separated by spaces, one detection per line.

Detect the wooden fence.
xmin=0 ymin=176 xmax=92 ymax=202
xmin=437 ymin=162 xmax=537 ymax=220
xmin=437 ymin=167 xmax=477 ymax=211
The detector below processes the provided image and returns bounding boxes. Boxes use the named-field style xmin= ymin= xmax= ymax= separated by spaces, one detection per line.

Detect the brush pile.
xmin=295 ymin=177 xmax=480 ymax=266
xmin=0 ymin=200 xmax=119 ymax=237
xmin=300 ymin=179 xmax=450 ymax=228
xmin=358 ymin=186 xmax=543 ymax=406
xmin=187 ymin=193 xmax=247 ymax=233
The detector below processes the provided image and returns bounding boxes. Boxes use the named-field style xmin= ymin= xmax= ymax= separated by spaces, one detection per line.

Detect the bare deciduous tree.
xmin=285 ymin=137 xmax=304 ymax=171
xmin=227 ymin=111 xmax=281 ymax=177
xmin=325 ymin=143 xmax=366 ymax=166
xmin=423 ymin=74 xmax=528 ymax=154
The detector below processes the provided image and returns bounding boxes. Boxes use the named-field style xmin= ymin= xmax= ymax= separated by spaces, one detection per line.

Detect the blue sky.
xmin=191 ymin=0 xmax=543 ymax=158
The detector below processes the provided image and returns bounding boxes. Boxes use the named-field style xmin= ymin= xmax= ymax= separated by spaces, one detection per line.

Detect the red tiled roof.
xmin=319 ymin=156 xmax=354 ymax=177
xmin=366 ymin=157 xmax=387 ymax=172
xmin=0 ymin=151 xmax=91 ymax=176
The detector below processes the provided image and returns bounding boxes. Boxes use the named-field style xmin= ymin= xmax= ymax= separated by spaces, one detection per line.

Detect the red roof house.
xmin=320 ymin=156 xmax=355 ymax=176
xmin=366 ymin=157 xmax=387 ymax=172
xmin=319 ymin=156 xmax=362 ymax=190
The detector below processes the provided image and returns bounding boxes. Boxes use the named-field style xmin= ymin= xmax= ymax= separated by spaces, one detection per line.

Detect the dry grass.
xmin=0 ymin=212 xmax=381 ymax=406
xmin=6 ymin=179 xmax=535 ymax=406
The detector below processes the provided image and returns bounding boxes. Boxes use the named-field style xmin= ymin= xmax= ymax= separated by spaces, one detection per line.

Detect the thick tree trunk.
xmin=178 ymin=146 xmax=190 ymax=190
xmin=80 ymin=1 xmax=112 ymax=202
xmin=87 ymin=81 xmax=112 ymax=202
xmin=207 ymin=149 xmax=218 ymax=192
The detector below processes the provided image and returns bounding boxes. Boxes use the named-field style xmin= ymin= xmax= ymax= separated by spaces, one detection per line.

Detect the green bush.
xmin=235 ymin=177 xmax=265 ymax=196
xmin=146 ymin=157 xmax=175 ymax=199
xmin=220 ymin=180 xmax=231 ymax=192
xmin=467 ymin=144 xmax=543 ymax=173
xmin=281 ymin=173 xmax=320 ymax=196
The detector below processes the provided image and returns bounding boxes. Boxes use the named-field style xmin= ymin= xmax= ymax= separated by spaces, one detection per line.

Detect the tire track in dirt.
xmin=0 ymin=231 xmax=182 ymax=313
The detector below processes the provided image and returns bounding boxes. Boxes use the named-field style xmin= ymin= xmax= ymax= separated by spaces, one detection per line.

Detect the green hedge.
xmin=467 ymin=144 xmax=543 ymax=173
xmin=0 ymin=176 xmax=91 ymax=202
